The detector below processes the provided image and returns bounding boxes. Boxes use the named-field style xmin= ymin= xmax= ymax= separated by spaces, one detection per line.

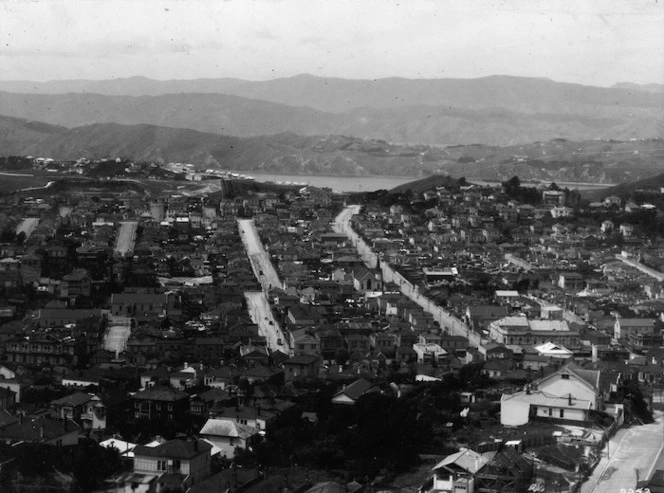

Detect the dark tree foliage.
xmin=501 ymin=175 xmax=542 ymax=204
xmin=617 ymin=379 xmax=654 ymax=424
xmin=0 ymin=439 xmax=124 ymax=493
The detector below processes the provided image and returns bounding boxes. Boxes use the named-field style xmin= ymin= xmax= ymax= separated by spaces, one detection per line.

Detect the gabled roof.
xmin=51 ymin=391 xmax=93 ymax=407
xmin=134 ymin=438 xmax=211 ymax=460
xmin=332 ymin=378 xmax=377 ymax=402
xmin=284 ymin=354 xmax=320 ymax=366
xmin=536 ymin=362 xmax=600 ymax=391
xmin=433 ymin=448 xmax=492 ymax=474
xmin=131 ymin=386 xmax=189 ymax=402
xmin=1 ymin=416 xmax=80 ymax=442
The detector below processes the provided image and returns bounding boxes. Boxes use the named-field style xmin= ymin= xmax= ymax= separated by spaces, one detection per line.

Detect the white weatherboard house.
xmin=500 ymin=363 xmax=601 ymax=426
xmin=418 ymin=448 xmax=494 ymax=493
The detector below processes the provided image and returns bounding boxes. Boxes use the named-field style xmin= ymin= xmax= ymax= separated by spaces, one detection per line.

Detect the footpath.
xmin=581 ymin=410 xmax=664 ymax=493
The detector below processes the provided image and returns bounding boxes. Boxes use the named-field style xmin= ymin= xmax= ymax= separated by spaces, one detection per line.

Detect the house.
xmin=482 ymin=359 xmax=514 ymax=379
xmin=110 ymin=291 xmax=182 ymax=323
xmin=614 ymin=317 xmax=657 ymax=342
xmin=0 ymin=415 xmax=80 ymax=446
xmin=542 ymin=190 xmax=565 ymax=206
xmin=130 ymin=438 xmax=212 ymax=492
xmin=50 ymin=391 xmax=94 ymax=421
xmin=210 ymin=405 xmax=276 ymax=433
xmin=190 ymin=388 xmax=233 ymax=417
xmin=131 ymin=386 xmax=190 ymax=421
xmin=413 ymin=343 xmax=447 ymax=364
xmin=475 ymin=446 xmax=533 ymax=493
xmin=478 ymin=341 xmax=513 ymax=361
xmin=500 ymin=363 xmax=601 ymax=426
xmin=558 ymin=272 xmax=585 ymax=291
xmin=283 ymin=354 xmax=321 ymax=382
xmin=466 ymin=304 xmax=509 ymax=332
xmin=331 ymin=378 xmax=380 ymax=405
xmin=419 ymin=448 xmax=494 ymax=493
xmin=60 ymin=269 xmax=92 ymax=298
xmin=289 ymin=329 xmax=321 ymax=356
xmin=199 ymin=418 xmax=259 ymax=458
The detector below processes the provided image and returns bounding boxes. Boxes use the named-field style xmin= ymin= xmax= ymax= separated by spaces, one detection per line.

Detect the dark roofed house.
xmin=190 ymin=388 xmax=233 ymax=417
xmin=131 ymin=386 xmax=189 ymax=421
xmin=50 ymin=391 xmax=93 ymax=421
xmin=475 ymin=446 xmax=534 ymax=493
xmin=283 ymin=354 xmax=321 ymax=382
xmin=466 ymin=304 xmax=509 ymax=332
xmin=111 ymin=291 xmax=181 ymax=323
xmin=130 ymin=438 xmax=212 ymax=492
xmin=331 ymin=378 xmax=380 ymax=405
xmin=0 ymin=415 xmax=80 ymax=446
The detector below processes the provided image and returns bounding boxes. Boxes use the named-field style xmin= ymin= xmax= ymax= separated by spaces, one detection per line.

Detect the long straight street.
xmin=238 ymin=218 xmax=289 ymax=354
xmin=582 ymin=411 xmax=664 ymax=493
xmin=238 ymin=218 xmax=283 ymax=290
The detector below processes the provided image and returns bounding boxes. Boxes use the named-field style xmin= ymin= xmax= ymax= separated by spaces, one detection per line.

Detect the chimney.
xmin=184 ymin=362 xmax=189 ymax=369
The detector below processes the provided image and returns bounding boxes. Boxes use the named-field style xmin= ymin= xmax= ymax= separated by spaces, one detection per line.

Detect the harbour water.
xmin=243 ymin=171 xmax=614 ymax=193
xmin=242 ymin=172 xmax=418 ymax=193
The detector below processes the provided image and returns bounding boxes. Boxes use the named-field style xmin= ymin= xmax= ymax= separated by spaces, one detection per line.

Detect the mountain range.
xmin=0 ymin=75 xmax=661 ymax=146
xmin=2 ymin=113 xmax=664 ymax=183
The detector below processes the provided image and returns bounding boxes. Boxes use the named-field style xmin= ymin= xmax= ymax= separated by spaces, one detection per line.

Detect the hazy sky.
xmin=0 ymin=0 xmax=662 ymax=86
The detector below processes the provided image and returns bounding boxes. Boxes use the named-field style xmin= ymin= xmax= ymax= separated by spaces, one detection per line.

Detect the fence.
xmin=336 ymin=211 xmax=481 ymax=348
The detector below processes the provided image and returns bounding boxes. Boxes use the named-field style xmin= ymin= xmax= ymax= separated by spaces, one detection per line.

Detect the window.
xmin=548 ymin=408 xmax=553 ymax=416
xmin=158 ymin=460 xmax=167 ymax=471
xmin=560 ymin=410 xmax=565 ymax=418
xmin=561 ymin=374 xmax=570 ymax=380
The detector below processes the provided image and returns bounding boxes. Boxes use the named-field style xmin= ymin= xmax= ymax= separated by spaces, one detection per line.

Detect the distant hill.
xmin=1 ymin=74 xmax=661 ymax=114
xmin=589 ymin=172 xmax=664 ymax=201
xmin=0 ymin=115 xmax=65 ymax=153
xmin=0 ymin=74 xmax=661 ymax=146
xmin=1 ymin=114 xmax=663 ymax=183
xmin=388 ymin=175 xmax=462 ymax=195
xmin=5 ymin=120 xmax=447 ymax=176
xmin=613 ymin=82 xmax=664 ymax=94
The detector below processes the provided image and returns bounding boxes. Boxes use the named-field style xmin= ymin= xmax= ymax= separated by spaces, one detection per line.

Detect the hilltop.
xmin=0 ymin=74 xmax=661 ymax=146
xmin=0 ymin=114 xmax=663 ymax=183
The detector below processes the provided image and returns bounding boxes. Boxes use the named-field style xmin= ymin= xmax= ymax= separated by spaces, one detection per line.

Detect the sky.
xmin=0 ymin=0 xmax=662 ymax=86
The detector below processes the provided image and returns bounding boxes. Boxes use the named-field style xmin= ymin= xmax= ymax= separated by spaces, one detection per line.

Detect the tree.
xmin=503 ymin=175 xmax=521 ymax=198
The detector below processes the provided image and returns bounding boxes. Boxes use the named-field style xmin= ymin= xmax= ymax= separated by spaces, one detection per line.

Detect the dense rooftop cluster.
xmin=0 ymin=163 xmax=663 ymax=492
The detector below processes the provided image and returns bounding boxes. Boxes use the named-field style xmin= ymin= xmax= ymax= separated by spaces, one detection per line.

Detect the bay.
xmin=241 ymin=172 xmax=418 ymax=193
